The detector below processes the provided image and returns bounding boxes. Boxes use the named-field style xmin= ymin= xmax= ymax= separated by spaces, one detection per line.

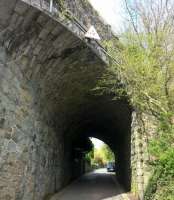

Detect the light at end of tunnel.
xmin=90 ymin=137 xmax=104 ymax=149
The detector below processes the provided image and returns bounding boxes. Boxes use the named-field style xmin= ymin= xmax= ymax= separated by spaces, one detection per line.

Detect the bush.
xmin=145 ymin=120 xmax=174 ymax=200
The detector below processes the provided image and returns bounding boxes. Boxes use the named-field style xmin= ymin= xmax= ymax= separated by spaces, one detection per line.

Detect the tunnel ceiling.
xmin=67 ymin=94 xmax=132 ymax=151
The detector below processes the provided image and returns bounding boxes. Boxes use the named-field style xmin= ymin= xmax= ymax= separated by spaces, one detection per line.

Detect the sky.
xmin=89 ymin=0 xmax=125 ymax=33
xmin=90 ymin=138 xmax=104 ymax=149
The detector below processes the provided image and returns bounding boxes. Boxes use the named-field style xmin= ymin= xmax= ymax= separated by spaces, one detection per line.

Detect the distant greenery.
xmin=86 ymin=144 xmax=115 ymax=168
xmin=85 ymin=146 xmax=94 ymax=163
xmin=97 ymin=0 xmax=174 ymax=199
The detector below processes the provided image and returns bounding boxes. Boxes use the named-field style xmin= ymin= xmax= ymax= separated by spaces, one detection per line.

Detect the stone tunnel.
xmin=0 ymin=0 xmax=150 ymax=199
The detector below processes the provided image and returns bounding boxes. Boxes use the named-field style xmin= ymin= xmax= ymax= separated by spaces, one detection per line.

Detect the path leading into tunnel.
xmin=50 ymin=169 xmax=130 ymax=200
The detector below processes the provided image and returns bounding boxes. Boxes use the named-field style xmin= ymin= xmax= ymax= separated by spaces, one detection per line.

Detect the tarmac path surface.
xmin=50 ymin=168 xmax=129 ymax=200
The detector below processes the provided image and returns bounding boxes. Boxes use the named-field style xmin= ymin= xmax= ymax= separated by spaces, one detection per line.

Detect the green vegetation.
xmin=97 ymin=0 xmax=174 ymax=199
xmin=145 ymin=118 xmax=174 ymax=200
xmin=86 ymin=143 xmax=115 ymax=168
xmin=93 ymin=144 xmax=114 ymax=167
xmin=85 ymin=146 xmax=94 ymax=163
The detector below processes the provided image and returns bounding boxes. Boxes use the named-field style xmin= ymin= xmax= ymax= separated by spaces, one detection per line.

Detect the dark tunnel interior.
xmin=64 ymin=94 xmax=132 ymax=191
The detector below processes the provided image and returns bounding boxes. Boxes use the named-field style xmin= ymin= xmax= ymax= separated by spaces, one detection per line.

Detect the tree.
xmin=98 ymin=0 xmax=174 ymax=199
xmin=92 ymin=144 xmax=115 ymax=167
xmin=100 ymin=144 xmax=115 ymax=162
xmin=123 ymin=0 xmax=174 ymax=115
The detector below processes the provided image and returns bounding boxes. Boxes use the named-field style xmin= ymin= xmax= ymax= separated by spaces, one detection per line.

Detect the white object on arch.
xmin=85 ymin=26 xmax=101 ymax=40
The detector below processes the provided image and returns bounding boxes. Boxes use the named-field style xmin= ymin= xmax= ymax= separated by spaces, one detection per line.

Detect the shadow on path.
xmin=50 ymin=168 xmax=129 ymax=200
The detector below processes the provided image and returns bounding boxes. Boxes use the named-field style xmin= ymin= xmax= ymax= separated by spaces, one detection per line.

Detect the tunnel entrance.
xmin=68 ymin=106 xmax=132 ymax=192
xmin=72 ymin=137 xmax=116 ymax=176
xmin=0 ymin=1 xmax=133 ymax=198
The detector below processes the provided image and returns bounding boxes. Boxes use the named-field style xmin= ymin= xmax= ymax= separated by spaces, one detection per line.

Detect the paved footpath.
xmin=50 ymin=169 xmax=130 ymax=200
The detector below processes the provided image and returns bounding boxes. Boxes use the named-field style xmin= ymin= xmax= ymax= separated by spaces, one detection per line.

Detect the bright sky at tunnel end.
xmin=89 ymin=0 xmax=125 ymax=33
xmin=90 ymin=138 xmax=104 ymax=149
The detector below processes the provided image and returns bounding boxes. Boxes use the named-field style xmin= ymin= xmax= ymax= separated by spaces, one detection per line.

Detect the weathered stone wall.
xmin=0 ymin=46 xmax=67 ymax=199
xmin=131 ymin=112 xmax=157 ymax=200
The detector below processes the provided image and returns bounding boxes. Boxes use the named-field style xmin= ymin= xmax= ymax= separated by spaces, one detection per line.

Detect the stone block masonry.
xmin=0 ymin=46 xmax=66 ymax=199
xmin=131 ymin=112 xmax=156 ymax=200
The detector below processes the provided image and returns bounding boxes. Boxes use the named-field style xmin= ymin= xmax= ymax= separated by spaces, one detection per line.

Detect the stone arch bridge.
xmin=0 ymin=0 xmax=150 ymax=199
